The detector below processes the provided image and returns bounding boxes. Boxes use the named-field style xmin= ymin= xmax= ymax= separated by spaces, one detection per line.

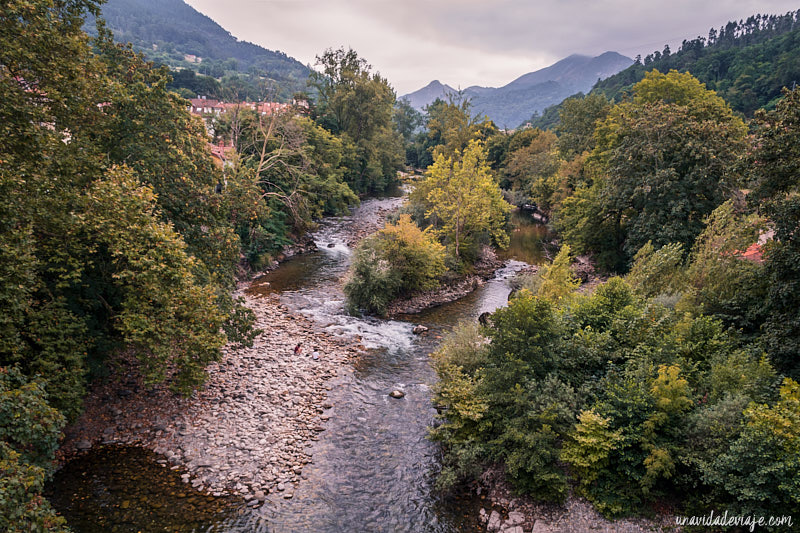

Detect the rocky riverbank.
xmin=475 ymin=466 xmax=679 ymax=533
xmin=57 ymin=293 xmax=362 ymax=507
xmin=387 ymin=246 xmax=505 ymax=315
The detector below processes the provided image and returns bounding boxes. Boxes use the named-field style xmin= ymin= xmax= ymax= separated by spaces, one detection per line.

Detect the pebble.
xmin=61 ymin=293 xmax=357 ymax=501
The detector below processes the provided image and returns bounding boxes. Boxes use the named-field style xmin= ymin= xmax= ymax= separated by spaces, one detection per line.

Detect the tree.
xmin=502 ymin=129 xmax=562 ymax=213
xmin=309 ymin=47 xmax=403 ymax=193
xmin=344 ymin=215 xmax=446 ymax=315
xmin=748 ymin=87 xmax=800 ymax=377
xmin=555 ymin=93 xmax=612 ymax=159
xmin=412 ymin=140 xmax=511 ymax=259
xmin=425 ymin=92 xmax=495 ymax=159
xmin=560 ymin=70 xmax=747 ymax=270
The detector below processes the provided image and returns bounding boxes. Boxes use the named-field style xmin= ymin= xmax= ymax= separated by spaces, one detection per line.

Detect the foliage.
xmin=502 ymin=129 xmax=562 ymax=213
xmin=626 ymin=242 xmax=686 ymax=299
xmin=433 ymin=264 xmax=791 ymax=518
xmin=344 ymin=215 xmax=446 ymax=315
xmin=593 ymin=11 xmax=800 ymax=116
xmin=559 ymin=71 xmax=747 ymax=270
xmin=517 ymin=245 xmax=580 ymax=303
xmin=555 ymin=93 xmax=612 ymax=159
xmin=429 ymin=323 xmax=490 ymax=489
xmin=747 ymin=88 xmax=800 ymax=378
xmin=411 ymin=139 xmax=511 ymax=259
xmin=705 ymin=379 xmax=800 ymax=517
xmin=0 ymin=368 xmax=68 ymax=532
xmin=310 ymin=47 xmax=403 ymax=193
xmin=80 ymin=168 xmax=229 ymax=391
xmin=424 ymin=93 xmax=494 ymax=159
xmin=86 ymin=0 xmax=311 ymax=100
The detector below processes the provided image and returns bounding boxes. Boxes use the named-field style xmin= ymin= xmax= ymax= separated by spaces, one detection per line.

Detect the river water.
xmin=48 ymin=198 xmax=551 ymax=532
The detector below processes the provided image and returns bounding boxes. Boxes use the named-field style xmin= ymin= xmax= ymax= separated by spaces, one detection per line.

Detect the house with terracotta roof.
xmin=189 ymin=97 xmax=224 ymax=115
xmin=209 ymin=141 xmax=235 ymax=169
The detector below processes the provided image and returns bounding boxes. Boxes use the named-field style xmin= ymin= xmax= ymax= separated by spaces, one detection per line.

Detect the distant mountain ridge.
xmin=403 ymin=80 xmax=457 ymax=110
xmin=85 ymin=0 xmax=310 ymax=95
xmin=402 ymin=52 xmax=633 ymax=128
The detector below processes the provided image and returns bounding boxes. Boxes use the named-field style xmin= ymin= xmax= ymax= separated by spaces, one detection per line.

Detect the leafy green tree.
xmin=517 ymin=245 xmax=580 ymax=302
xmin=684 ymin=200 xmax=768 ymax=335
xmin=412 ymin=140 xmax=511 ymax=259
xmin=502 ymin=129 xmax=562 ymax=213
xmin=747 ymin=88 xmax=800 ymax=377
xmin=310 ymin=47 xmax=403 ymax=193
xmin=706 ymin=378 xmax=800 ymax=517
xmin=344 ymin=215 xmax=446 ymax=315
xmin=560 ymin=71 xmax=747 ymax=270
xmin=0 ymin=368 xmax=68 ymax=532
xmin=626 ymin=241 xmax=686 ymax=299
xmin=555 ymin=93 xmax=612 ymax=159
xmin=425 ymin=93 xmax=493 ymax=159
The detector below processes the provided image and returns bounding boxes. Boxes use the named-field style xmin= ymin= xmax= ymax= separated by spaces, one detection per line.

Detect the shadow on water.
xmin=48 ymin=199 xmax=550 ymax=532
xmin=500 ymin=210 xmax=554 ymax=265
xmin=47 ymin=446 xmax=240 ymax=533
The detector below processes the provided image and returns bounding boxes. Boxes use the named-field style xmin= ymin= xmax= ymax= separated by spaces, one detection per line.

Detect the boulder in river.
xmin=412 ymin=325 xmax=428 ymax=334
xmin=389 ymin=390 xmax=405 ymax=399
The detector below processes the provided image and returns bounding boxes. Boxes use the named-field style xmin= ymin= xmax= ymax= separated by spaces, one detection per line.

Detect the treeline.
xmin=530 ymin=9 xmax=800 ymax=129
xmin=432 ymin=70 xmax=800 ymax=523
xmin=1 ymin=1 xmax=404 ymax=529
xmin=345 ymin=94 xmax=513 ymax=315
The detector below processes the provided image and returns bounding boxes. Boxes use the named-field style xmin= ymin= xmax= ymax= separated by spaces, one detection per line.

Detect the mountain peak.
xmin=401 ymin=51 xmax=633 ymax=127
xmin=402 ymin=80 xmax=457 ymax=109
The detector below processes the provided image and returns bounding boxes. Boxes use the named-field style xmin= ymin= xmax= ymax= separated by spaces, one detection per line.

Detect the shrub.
xmin=705 ymin=378 xmax=800 ymax=517
xmin=344 ymin=215 xmax=445 ymax=315
xmin=0 ymin=368 xmax=67 ymax=532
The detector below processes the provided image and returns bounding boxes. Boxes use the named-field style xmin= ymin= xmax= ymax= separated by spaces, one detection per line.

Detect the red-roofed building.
xmin=209 ymin=141 xmax=235 ymax=169
xmin=189 ymin=97 xmax=224 ymax=115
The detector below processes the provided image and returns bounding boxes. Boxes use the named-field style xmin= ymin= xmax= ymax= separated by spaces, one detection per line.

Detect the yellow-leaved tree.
xmin=415 ymin=139 xmax=511 ymax=259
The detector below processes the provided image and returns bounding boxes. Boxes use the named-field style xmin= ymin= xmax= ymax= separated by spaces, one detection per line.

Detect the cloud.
xmin=185 ymin=0 xmax=800 ymax=94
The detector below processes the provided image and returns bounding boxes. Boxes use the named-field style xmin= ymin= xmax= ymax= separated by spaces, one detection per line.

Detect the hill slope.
xmin=401 ymin=80 xmax=458 ymax=110
xmin=593 ymin=11 xmax=800 ymax=116
xmin=402 ymin=52 xmax=632 ymax=128
xmin=85 ymin=0 xmax=310 ymax=96
xmin=528 ymin=9 xmax=800 ymax=130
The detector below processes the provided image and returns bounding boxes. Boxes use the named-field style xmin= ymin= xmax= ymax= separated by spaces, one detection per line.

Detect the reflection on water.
xmin=47 ymin=446 xmax=239 ymax=533
xmin=500 ymin=210 xmax=553 ymax=265
xmin=49 ymin=199 xmax=549 ymax=533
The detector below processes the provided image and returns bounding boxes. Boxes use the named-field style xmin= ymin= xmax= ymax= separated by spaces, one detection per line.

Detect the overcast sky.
xmin=185 ymin=0 xmax=800 ymax=95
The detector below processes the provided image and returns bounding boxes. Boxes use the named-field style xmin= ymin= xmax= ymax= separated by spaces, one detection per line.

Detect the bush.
xmin=0 ymin=368 xmax=67 ymax=532
xmin=705 ymin=378 xmax=800 ymax=517
xmin=345 ymin=215 xmax=445 ymax=315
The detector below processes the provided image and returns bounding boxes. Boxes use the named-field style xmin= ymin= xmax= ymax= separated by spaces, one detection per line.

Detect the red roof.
xmin=740 ymin=243 xmax=764 ymax=263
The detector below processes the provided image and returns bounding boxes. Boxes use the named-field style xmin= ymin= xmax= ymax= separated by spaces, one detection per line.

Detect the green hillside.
xmin=85 ymin=0 xmax=311 ymax=100
xmin=530 ymin=10 xmax=800 ymax=128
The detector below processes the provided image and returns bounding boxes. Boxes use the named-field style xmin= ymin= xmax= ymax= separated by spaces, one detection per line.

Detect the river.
xmin=47 ymin=197 xmax=551 ymax=532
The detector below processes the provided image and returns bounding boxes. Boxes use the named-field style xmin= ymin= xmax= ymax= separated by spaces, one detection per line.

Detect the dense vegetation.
xmin=345 ymin=96 xmax=512 ymax=315
xmin=529 ymin=10 xmax=800 ymax=129
xmin=0 ymin=1 xmax=405 ymax=527
xmin=432 ymin=67 xmax=800 ymax=524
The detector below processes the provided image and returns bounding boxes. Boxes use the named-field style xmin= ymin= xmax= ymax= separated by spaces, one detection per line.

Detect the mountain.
xmin=592 ymin=11 xmax=800 ymax=116
xmin=528 ymin=10 xmax=800 ymax=131
xmin=401 ymin=80 xmax=458 ymax=110
xmin=85 ymin=0 xmax=310 ymax=97
xmin=402 ymin=52 xmax=633 ymax=128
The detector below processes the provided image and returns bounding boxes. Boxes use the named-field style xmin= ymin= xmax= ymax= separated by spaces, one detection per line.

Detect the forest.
xmin=3 ymin=0 xmax=800 ymax=530
xmin=0 ymin=1 xmax=402 ymax=528
xmin=530 ymin=9 xmax=800 ymax=129
xmin=430 ymin=72 xmax=800 ymax=525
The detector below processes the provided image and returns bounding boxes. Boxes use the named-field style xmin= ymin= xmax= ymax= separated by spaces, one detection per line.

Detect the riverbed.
xmin=48 ymin=197 xmax=553 ymax=532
